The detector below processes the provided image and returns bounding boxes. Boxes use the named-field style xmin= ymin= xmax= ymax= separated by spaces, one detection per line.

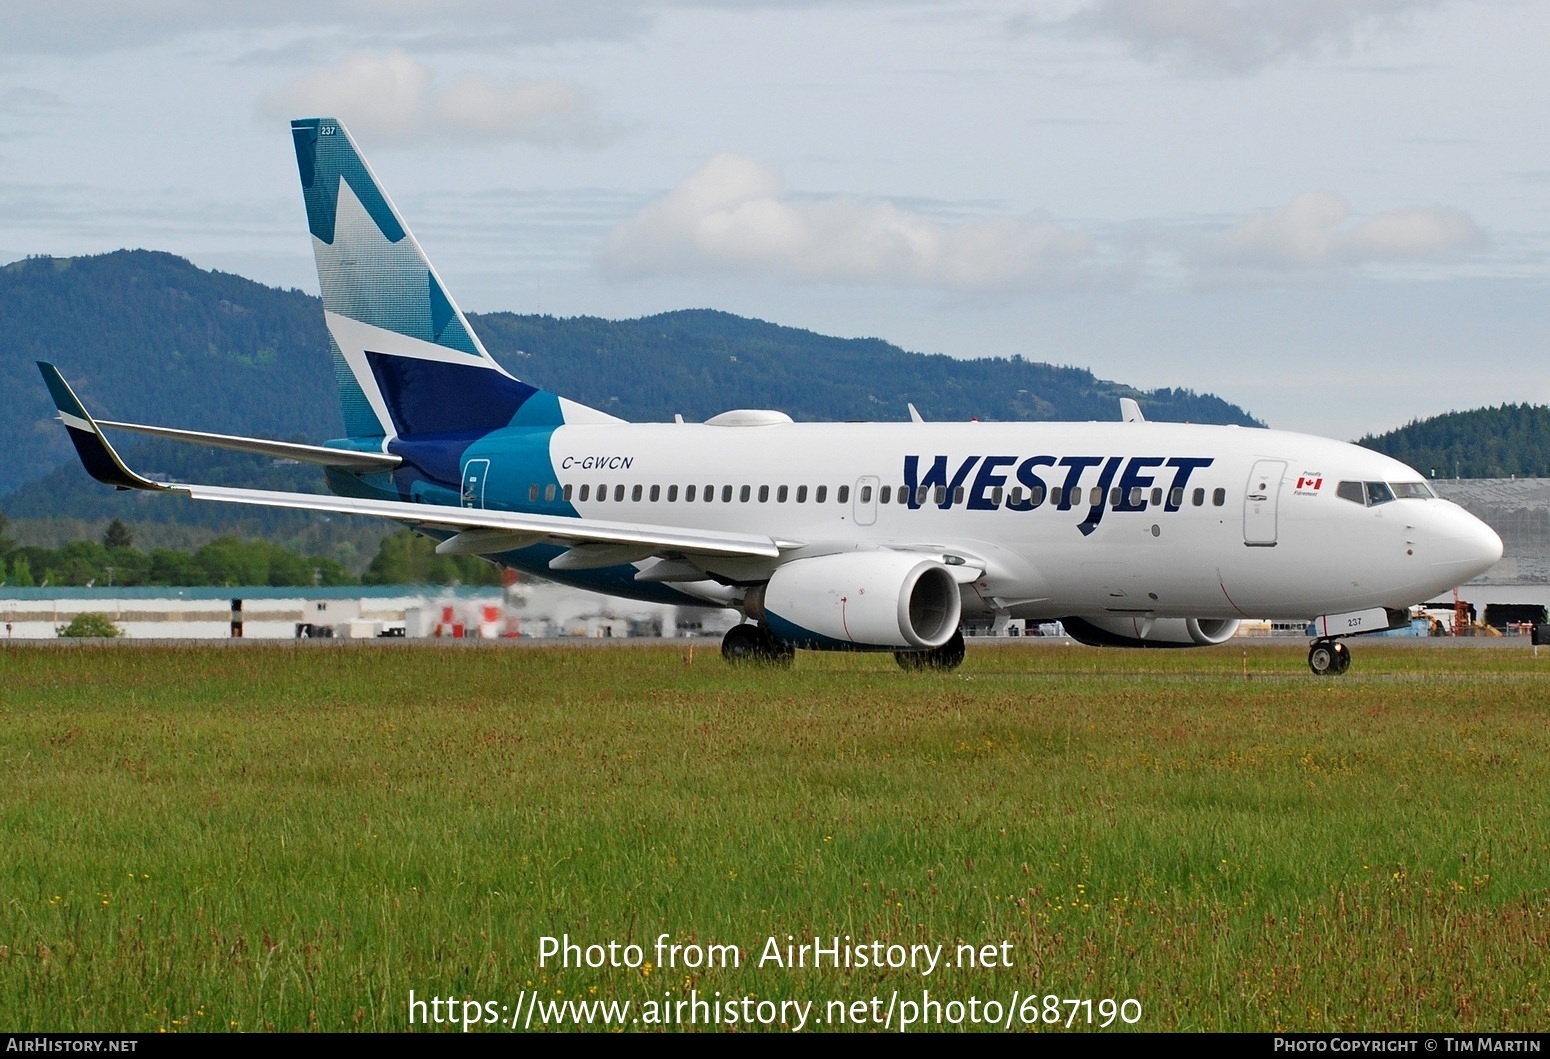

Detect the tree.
xmin=102 ymin=518 xmax=134 ymax=550
xmin=56 ymin=612 xmax=122 ymax=638
xmin=9 ymin=555 xmax=34 ymax=587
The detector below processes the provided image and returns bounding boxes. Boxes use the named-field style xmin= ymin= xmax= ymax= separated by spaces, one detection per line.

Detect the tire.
xmin=1330 ymin=640 xmax=1351 ymax=675
xmin=896 ymin=628 xmax=966 ymax=671
xmin=1308 ymin=639 xmax=1336 ymax=676
xmin=723 ymin=624 xmax=794 ymax=667
xmin=722 ymin=623 xmax=765 ymax=664
xmin=761 ymin=631 xmax=795 ymax=668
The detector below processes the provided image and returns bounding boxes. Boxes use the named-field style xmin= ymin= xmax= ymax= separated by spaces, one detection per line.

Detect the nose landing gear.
xmin=1307 ymin=637 xmax=1351 ymax=676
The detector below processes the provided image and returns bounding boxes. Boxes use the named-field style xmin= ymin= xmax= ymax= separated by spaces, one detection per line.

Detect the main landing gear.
xmin=1307 ymin=637 xmax=1351 ymax=676
xmin=721 ymin=623 xmax=794 ymax=667
xmin=895 ymin=628 xmax=967 ymax=672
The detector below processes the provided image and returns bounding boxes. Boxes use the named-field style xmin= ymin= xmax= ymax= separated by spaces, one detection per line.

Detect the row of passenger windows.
xmin=529 ymin=481 xmax=1230 ymax=509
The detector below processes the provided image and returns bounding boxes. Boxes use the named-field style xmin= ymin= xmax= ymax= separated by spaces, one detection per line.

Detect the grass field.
xmin=1 ymin=639 xmax=1547 ymax=1032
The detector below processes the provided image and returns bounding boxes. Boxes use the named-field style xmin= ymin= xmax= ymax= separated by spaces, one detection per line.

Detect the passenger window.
xmin=860 ymin=485 xmax=872 ymax=503
xmin=632 ymin=484 xmax=643 ymax=502
xmin=544 ymin=484 xmax=556 ymax=503
xmin=1192 ymin=488 xmax=1205 ymax=507
xmin=597 ymin=484 xmax=608 ymax=501
xmin=615 ymin=484 xmax=626 ymax=502
xmin=739 ymin=485 xmax=750 ymax=502
xmin=797 ymin=485 xmax=808 ymax=503
xmin=839 ymin=485 xmax=851 ymax=503
xmin=649 ymin=484 xmax=660 ymax=502
xmin=1212 ymin=488 xmax=1225 ymax=506
xmin=668 ymin=484 xmax=678 ymax=502
xmin=685 ymin=485 xmax=696 ymax=502
xmin=990 ymin=486 xmax=1002 ymax=506
xmin=952 ymin=486 xmax=964 ymax=505
xmin=1089 ymin=487 xmax=1103 ymax=506
xmin=778 ymin=485 xmax=788 ymax=503
xmin=934 ymin=486 xmax=946 ymax=506
xmin=528 ymin=484 xmax=539 ymax=502
xmin=916 ymin=487 xmax=928 ymax=505
xmin=816 ymin=485 xmax=828 ymax=503
xmin=1030 ymin=485 xmax=1045 ymax=508
xmin=579 ymin=484 xmax=590 ymax=502
xmin=879 ymin=485 xmax=890 ymax=504
xmin=563 ymin=483 xmax=573 ymax=502
xmin=1109 ymin=487 xmax=1121 ymax=506
xmin=705 ymin=484 xmax=714 ymax=502
xmin=1151 ymin=487 xmax=1162 ymax=506
xmin=723 ymin=485 xmax=734 ymax=503
xmin=1170 ymin=487 xmax=1183 ymax=508
xmin=758 ymin=485 xmax=769 ymax=502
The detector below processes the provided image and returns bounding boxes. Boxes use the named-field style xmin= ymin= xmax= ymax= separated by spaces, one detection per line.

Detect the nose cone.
xmin=1427 ymin=502 xmax=1503 ymax=583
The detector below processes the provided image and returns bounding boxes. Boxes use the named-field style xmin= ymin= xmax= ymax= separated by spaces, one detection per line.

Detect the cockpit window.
xmin=1337 ymin=480 xmax=1429 ymax=507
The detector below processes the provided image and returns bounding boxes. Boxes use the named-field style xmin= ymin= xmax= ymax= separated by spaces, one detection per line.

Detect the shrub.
xmin=56 ymin=612 xmax=123 ymax=638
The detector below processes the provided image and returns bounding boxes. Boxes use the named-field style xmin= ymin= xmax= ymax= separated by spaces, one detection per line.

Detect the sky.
xmin=2 ymin=0 xmax=1546 ymax=440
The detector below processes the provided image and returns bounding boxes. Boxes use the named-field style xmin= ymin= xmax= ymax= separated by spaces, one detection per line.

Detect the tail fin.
xmin=290 ymin=117 xmax=617 ymax=440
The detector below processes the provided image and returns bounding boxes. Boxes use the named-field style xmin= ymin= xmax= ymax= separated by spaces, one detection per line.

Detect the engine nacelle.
xmin=1061 ymin=615 xmax=1240 ymax=648
xmin=750 ymin=552 xmax=962 ymax=650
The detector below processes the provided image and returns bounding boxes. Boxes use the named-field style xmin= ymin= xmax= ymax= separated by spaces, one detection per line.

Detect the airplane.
xmin=38 ymin=117 xmax=1503 ymax=675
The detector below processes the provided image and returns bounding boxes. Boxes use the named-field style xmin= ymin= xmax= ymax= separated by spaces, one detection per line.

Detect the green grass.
xmin=1 ymin=640 xmax=1547 ymax=1032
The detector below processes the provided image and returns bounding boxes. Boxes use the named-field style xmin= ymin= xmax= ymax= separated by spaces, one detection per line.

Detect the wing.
xmin=36 ymin=362 xmax=783 ymax=564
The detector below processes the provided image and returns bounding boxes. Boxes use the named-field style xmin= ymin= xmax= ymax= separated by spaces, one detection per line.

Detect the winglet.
xmin=1120 ymin=397 xmax=1145 ymax=423
xmin=36 ymin=363 xmax=169 ymax=492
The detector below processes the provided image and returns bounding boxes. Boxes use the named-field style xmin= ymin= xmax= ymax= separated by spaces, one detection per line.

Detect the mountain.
xmin=1358 ymin=405 xmax=1550 ymax=479
xmin=469 ymin=310 xmax=1261 ymax=428
xmin=2 ymin=250 xmax=1263 ymax=548
xmin=1 ymin=251 xmax=338 ymax=496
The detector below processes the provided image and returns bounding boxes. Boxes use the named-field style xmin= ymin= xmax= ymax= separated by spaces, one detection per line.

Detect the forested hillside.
xmin=471 ymin=310 xmax=1260 ymax=427
xmin=2 ymin=250 xmax=1262 ymax=552
xmin=0 ymin=252 xmax=337 ymax=496
xmin=1358 ymin=405 xmax=1550 ymax=479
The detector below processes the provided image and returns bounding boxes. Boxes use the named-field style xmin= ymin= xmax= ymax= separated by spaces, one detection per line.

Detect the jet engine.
xmin=747 ymin=552 xmax=962 ymax=650
xmin=1061 ymin=615 xmax=1240 ymax=648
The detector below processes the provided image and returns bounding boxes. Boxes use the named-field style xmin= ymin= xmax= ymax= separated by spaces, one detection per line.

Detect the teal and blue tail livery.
xmin=291 ymin=118 xmax=617 ymax=441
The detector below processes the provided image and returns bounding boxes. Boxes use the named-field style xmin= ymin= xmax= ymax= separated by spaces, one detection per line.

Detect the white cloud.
xmin=0 ymin=87 xmax=66 ymax=115
xmin=1192 ymin=190 xmax=1486 ymax=275
xmin=598 ymin=154 xmax=1105 ymax=292
xmin=0 ymin=1 xmax=658 ymax=55
xmin=1061 ymin=0 xmax=1448 ymax=74
xmin=259 ymin=52 xmax=621 ymax=147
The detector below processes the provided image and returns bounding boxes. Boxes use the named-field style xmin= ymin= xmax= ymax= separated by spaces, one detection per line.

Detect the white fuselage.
xmin=463 ymin=419 xmax=1503 ymax=622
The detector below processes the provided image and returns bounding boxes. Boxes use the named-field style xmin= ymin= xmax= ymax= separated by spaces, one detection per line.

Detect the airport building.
xmin=1432 ymin=479 xmax=1550 ymax=627
xmin=0 ymin=581 xmax=734 ymax=641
